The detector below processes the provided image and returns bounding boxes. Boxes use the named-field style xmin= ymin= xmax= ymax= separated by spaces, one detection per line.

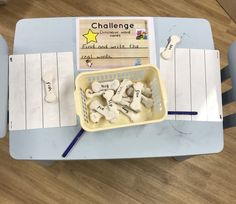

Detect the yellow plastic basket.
xmin=74 ymin=64 xmax=167 ymax=132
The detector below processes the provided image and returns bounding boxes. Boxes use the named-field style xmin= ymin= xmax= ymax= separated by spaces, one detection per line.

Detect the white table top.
xmin=9 ymin=17 xmax=223 ymax=160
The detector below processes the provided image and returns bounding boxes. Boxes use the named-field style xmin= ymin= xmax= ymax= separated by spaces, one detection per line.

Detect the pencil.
xmin=62 ymin=128 xmax=85 ymax=158
xmin=168 ymin=111 xmax=198 ymax=115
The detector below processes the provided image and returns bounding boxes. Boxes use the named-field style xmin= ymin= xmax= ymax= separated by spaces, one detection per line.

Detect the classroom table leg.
xmin=36 ymin=160 xmax=55 ymax=166
xmin=174 ymin=156 xmax=193 ymax=161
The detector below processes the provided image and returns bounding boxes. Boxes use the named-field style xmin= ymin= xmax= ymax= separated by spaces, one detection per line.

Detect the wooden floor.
xmin=0 ymin=0 xmax=236 ymax=203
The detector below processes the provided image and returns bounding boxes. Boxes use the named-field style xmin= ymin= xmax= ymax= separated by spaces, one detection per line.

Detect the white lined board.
xmin=41 ymin=53 xmax=60 ymax=128
xmin=57 ymin=52 xmax=77 ymax=126
xmin=9 ymin=52 xmax=77 ymax=130
xmin=205 ymin=50 xmax=222 ymax=121
xmin=160 ymin=48 xmax=222 ymax=122
xmin=25 ymin=54 xmax=43 ymax=129
xmin=175 ymin=49 xmax=191 ymax=121
xmin=160 ymin=48 xmax=175 ymax=120
xmin=190 ymin=49 xmax=207 ymax=121
xmin=9 ymin=55 xmax=26 ymax=130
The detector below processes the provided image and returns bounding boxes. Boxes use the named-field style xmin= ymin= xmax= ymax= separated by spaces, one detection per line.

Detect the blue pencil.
xmin=62 ymin=128 xmax=85 ymax=158
xmin=168 ymin=111 xmax=198 ymax=115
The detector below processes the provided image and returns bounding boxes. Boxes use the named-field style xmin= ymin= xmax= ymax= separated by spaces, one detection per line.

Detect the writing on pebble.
xmin=85 ymin=89 xmax=105 ymax=98
xmin=112 ymin=79 xmax=132 ymax=103
xmin=85 ymin=78 xmax=155 ymax=123
xmin=89 ymin=100 xmax=116 ymax=122
xmin=130 ymin=82 xmax=143 ymax=112
xmin=117 ymin=105 xmax=140 ymax=122
xmin=42 ymin=73 xmax=57 ymax=103
xmin=126 ymin=86 xmax=153 ymax=108
xmin=161 ymin=35 xmax=181 ymax=60
xmin=126 ymin=86 xmax=152 ymax=98
xmin=92 ymin=79 xmax=120 ymax=92
xmin=103 ymin=90 xmax=117 ymax=112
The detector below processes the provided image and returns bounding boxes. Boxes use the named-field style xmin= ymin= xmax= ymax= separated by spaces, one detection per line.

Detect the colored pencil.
xmin=168 ymin=111 xmax=198 ymax=115
xmin=62 ymin=128 xmax=85 ymax=158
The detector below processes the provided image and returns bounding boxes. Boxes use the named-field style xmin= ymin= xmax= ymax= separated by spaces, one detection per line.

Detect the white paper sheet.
xmin=9 ymin=52 xmax=77 ymax=130
xmin=160 ymin=48 xmax=222 ymax=122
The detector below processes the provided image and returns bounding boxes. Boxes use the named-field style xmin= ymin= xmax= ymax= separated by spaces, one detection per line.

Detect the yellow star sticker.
xmin=83 ymin=29 xmax=98 ymax=44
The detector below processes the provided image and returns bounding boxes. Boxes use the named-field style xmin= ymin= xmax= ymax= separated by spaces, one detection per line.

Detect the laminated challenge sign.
xmin=76 ymin=17 xmax=152 ymax=69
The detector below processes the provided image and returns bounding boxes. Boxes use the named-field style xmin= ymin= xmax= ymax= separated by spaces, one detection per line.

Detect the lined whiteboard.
xmin=9 ymin=52 xmax=77 ymax=131
xmin=160 ymin=48 xmax=222 ymax=121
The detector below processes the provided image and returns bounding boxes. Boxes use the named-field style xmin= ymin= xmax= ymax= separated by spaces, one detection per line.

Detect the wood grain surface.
xmin=0 ymin=0 xmax=236 ymax=203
